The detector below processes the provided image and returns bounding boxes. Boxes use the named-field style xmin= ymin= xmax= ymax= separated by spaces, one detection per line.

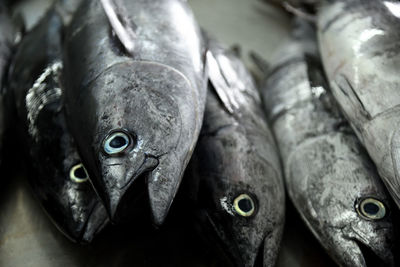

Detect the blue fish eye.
xmin=233 ymin=194 xmax=255 ymax=217
xmin=70 ymin=163 xmax=89 ymax=183
xmin=357 ymin=198 xmax=386 ymax=220
xmin=103 ymin=131 xmax=130 ymax=155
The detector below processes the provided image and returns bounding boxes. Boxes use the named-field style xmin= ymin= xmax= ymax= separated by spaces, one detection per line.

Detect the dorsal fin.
xmin=206 ymin=50 xmax=239 ymax=114
xmin=100 ymin=0 xmax=137 ymax=55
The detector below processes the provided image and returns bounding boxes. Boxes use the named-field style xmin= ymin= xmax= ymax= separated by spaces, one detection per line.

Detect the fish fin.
xmin=206 ymin=50 xmax=238 ymax=114
xmin=249 ymin=51 xmax=270 ymax=74
xmin=335 ymin=75 xmax=371 ymax=120
xmin=100 ymin=0 xmax=137 ymax=55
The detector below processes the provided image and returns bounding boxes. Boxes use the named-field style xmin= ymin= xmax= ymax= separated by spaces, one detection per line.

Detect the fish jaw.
xmin=97 ymin=153 xmax=159 ymax=222
xmin=80 ymin=202 xmax=109 ymax=243
xmin=147 ymin=152 xmax=182 ymax=226
xmin=341 ymin=221 xmax=395 ymax=267
xmin=263 ymin=223 xmax=284 ymax=267
xmin=202 ymin=211 xmax=268 ymax=267
xmin=321 ymin=223 xmax=394 ymax=267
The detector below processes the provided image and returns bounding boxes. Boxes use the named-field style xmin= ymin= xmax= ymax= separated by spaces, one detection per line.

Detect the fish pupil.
xmin=238 ymin=198 xmax=252 ymax=212
xmin=364 ymin=203 xmax=379 ymax=215
xmin=110 ymin=136 xmax=127 ymax=148
xmin=74 ymin=167 xmax=87 ymax=179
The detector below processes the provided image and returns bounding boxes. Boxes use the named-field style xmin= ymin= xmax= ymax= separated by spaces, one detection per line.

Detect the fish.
xmin=62 ymin=0 xmax=207 ymax=225
xmin=8 ymin=5 xmax=109 ymax=243
xmin=256 ymin=18 xmax=395 ymax=267
xmin=317 ymin=0 xmax=400 ymax=210
xmin=187 ymin=38 xmax=285 ymax=267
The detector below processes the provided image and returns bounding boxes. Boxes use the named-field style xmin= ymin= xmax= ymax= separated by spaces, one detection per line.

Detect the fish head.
xmin=33 ymin=116 xmax=108 ymax=243
xmin=313 ymin=165 xmax=395 ymax=267
xmin=84 ymin=61 xmax=193 ymax=225
xmin=338 ymin=195 xmax=395 ymax=267
xmin=195 ymin=131 xmax=284 ymax=267
xmin=63 ymin=161 xmax=109 ymax=243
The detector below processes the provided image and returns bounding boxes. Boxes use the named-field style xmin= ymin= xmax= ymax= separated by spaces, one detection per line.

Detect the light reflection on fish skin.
xmin=260 ymin=17 xmax=395 ymax=267
xmin=318 ymin=0 xmax=400 ymax=211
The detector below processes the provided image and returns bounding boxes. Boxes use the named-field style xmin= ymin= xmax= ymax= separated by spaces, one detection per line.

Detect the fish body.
xmin=189 ymin=39 xmax=285 ymax=267
xmin=317 ymin=0 xmax=400 ymax=208
xmin=259 ymin=19 xmax=395 ymax=267
xmin=9 ymin=7 xmax=108 ymax=243
xmin=62 ymin=0 xmax=207 ymax=225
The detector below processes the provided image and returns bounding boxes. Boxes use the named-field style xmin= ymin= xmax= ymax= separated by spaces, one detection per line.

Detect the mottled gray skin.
xmin=8 ymin=7 xmax=108 ymax=243
xmin=189 ymin=42 xmax=285 ymax=267
xmin=62 ymin=0 xmax=207 ymax=225
xmin=317 ymin=0 xmax=400 ymax=210
xmin=260 ymin=19 xmax=395 ymax=267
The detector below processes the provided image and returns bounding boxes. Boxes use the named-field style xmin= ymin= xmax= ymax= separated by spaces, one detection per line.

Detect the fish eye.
xmin=233 ymin=194 xmax=256 ymax=217
xmin=356 ymin=198 xmax=386 ymax=220
xmin=103 ymin=131 xmax=131 ymax=155
xmin=69 ymin=163 xmax=89 ymax=183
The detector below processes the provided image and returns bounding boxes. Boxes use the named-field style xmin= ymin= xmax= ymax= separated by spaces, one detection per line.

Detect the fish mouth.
xmin=203 ymin=211 xmax=263 ymax=267
xmin=103 ymin=155 xmax=159 ymax=223
xmin=253 ymin=241 xmax=265 ymax=267
xmin=354 ymin=240 xmax=393 ymax=267
xmin=80 ymin=202 xmax=110 ymax=243
xmin=108 ymin=170 xmax=150 ymax=223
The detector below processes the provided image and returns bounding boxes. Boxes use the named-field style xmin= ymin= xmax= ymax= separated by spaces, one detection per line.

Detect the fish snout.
xmin=80 ymin=202 xmax=110 ymax=243
xmin=341 ymin=224 xmax=395 ymax=267
xmin=147 ymin=152 xmax=185 ymax=226
xmin=99 ymin=154 xmax=159 ymax=223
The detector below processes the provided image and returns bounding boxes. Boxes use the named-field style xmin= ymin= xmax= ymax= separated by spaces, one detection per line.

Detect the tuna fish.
xmin=8 ymin=5 xmax=108 ymax=243
xmin=317 ymin=0 xmax=400 ymax=210
xmin=188 ymin=38 xmax=285 ymax=267
xmin=257 ymin=18 xmax=395 ymax=267
xmin=62 ymin=0 xmax=208 ymax=225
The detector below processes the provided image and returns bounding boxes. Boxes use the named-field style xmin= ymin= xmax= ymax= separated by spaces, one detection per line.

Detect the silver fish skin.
xmin=62 ymin=0 xmax=207 ymax=225
xmin=260 ymin=18 xmax=395 ymax=267
xmin=317 ymin=0 xmax=400 ymax=209
xmin=189 ymin=39 xmax=285 ymax=267
xmin=8 ymin=7 xmax=108 ymax=243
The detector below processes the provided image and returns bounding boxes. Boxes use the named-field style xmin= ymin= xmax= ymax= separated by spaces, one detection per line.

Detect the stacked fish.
xmin=0 ymin=0 xmax=398 ymax=266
